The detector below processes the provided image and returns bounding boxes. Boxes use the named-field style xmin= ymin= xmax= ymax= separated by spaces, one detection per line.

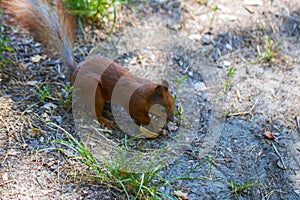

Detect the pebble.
xmin=223 ymin=60 xmax=231 ymax=67
xmin=189 ymin=34 xmax=202 ymax=41
xmin=195 ymin=82 xmax=207 ymax=92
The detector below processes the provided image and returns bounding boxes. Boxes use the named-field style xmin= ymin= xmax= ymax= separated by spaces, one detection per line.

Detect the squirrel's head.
xmin=148 ymin=80 xmax=175 ymax=122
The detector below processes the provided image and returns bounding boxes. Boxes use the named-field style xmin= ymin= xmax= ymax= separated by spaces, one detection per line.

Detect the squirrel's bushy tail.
xmin=2 ymin=0 xmax=77 ymax=70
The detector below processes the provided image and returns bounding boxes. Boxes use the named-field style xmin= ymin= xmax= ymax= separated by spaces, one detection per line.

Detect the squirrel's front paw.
xmin=97 ymin=115 xmax=116 ymax=130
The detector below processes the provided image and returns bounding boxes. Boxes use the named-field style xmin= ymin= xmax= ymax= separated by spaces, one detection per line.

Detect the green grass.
xmin=172 ymin=75 xmax=189 ymax=124
xmin=59 ymin=84 xmax=74 ymax=108
xmin=35 ymin=83 xmax=74 ymax=108
xmin=198 ymin=0 xmax=208 ymax=4
xmin=0 ymin=11 xmax=14 ymax=66
xmin=65 ymin=0 xmax=128 ymax=27
xmin=224 ymin=66 xmax=237 ymax=90
xmin=45 ymin=123 xmax=214 ymax=199
xmin=35 ymin=84 xmax=54 ymax=103
xmin=257 ymin=36 xmax=279 ymax=63
xmin=229 ymin=180 xmax=260 ymax=198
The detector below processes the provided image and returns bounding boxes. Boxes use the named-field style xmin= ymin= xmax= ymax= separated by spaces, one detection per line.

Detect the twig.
xmin=296 ymin=112 xmax=300 ymax=133
xmin=0 ymin=180 xmax=15 ymax=186
xmin=271 ymin=142 xmax=286 ymax=169
xmin=229 ymin=93 xmax=262 ymax=116
xmin=229 ymin=111 xmax=250 ymax=116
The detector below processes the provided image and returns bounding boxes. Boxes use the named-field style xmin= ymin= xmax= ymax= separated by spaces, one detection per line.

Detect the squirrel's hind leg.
xmin=95 ymin=86 xmax=116 ymax=130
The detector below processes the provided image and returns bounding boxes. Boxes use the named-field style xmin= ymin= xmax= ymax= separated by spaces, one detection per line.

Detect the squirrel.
xmin=2 ymin=0 xmax=175 ymax=130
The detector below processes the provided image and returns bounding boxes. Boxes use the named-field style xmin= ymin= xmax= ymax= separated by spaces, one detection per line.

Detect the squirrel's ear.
xmin=161 ymin=80 xmax=169 ymax=89
xmin=150 ymin=82 xmax=168 ymax=100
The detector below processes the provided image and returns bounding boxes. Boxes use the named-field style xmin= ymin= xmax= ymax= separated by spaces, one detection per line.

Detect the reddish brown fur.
xmin=2 ymin=0 xmax=76 ymax=72
xmin=3 ymin=0 xmax=175 ymax=129
xmin=74 ymin=57 xmax=175 ymax=128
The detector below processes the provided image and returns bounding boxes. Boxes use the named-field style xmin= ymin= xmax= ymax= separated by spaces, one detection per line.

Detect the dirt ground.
xmin=1 ymin=0 xmax=300 ymax=199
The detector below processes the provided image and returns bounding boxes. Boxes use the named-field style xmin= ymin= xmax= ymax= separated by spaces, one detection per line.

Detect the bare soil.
xmin=1 ymin=0 xmax=300 ymax=199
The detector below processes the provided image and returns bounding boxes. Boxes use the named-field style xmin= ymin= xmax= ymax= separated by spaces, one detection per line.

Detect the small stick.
xmin=271 ymin=142 xmax=286 ymax=169
xmin=0 ymin=180 xmax=15 ymax=186
xmin=229 ymin=93 xmax=262 ymax=117
xmin=296 ymin=112 xmax=300 ymax=133
xmin=229 ymin=111 xmax=250 ymax=116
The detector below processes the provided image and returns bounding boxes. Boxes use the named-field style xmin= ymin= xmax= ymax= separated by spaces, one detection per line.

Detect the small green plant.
xmin=46 ymin=123 xmax=214 ymax=199
xmin=225 ymin=111 xmax=231 ymax=118
xmin=229 ymin=180 xmax=258 ymax=198
xmin=59 ymin=84 xmax=74 ymax=108
xmin=211 ymin=5 xmax=219 ymax=12
xmin=65 ymin=0 xmax=128 ymax=26
xmin=210 ymin=5 xmax=219 ymax=23
xmin=224 ymin=66 xmax=237 ymax=90
xmin=35 ymin=83 xmax=74 ymax=107
xmin=198 ymin=0 xmax=208 ymax=4
xmin=257 ymin=36 xmax=279 ymax=63
xmin=0 ymin=12 xmax=14 ymax=66
xmin=172 ymin=75 xmax=189 ymax=121
xmin=35 ymin=84 xmax=54 ymax=103
xmin=173 ymin=75 xmax=189 ymax=100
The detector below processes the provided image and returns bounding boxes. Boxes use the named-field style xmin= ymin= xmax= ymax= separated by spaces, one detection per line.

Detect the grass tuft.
xmin=229 ymin=180 xmax=260 ymax=198
xmin=65 ymin=0 xmax=128 ymax=28
xmin=224 ymin=66 xmax=237 ymax=91
xmin=44 ymin=123 xmax=213 ymax=199
xmin=0 ymin=12 xmax=14 ymax=67
xmin=257 ymin=36 xmax=279 ymax=63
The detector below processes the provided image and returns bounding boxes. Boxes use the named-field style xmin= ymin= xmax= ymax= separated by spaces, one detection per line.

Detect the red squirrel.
xmin=3 ymin=0 xmax=175 ymax=129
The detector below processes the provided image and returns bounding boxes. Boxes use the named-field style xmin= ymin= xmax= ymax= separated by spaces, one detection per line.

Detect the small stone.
xmin=42 ymin=103 xmax=57 ymax=110
xmin=195 ymin=82 xmax=207 ymax=92
xmin=189 ymin=34 xmax=202 ymax=41
xmin=223 ymin=60 xmax=231 ymax=67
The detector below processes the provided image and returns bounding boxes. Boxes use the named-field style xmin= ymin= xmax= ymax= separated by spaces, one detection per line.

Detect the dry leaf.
xmin=263 ymin=130 xmax=278 ymax=142
xmin=174 ymin=190 xmax=188 ymax=200
xmin=31 ymin=55 xmax=42 ymax=63
xmin=19 ymin=62 xmax=32 ymax=70
xmin=28 ymin=128 xmax=46 ymax=137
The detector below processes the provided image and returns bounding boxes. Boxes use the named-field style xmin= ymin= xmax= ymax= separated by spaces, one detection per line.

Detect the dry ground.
xmin=1 ymin=0 xmax=300 ymax=199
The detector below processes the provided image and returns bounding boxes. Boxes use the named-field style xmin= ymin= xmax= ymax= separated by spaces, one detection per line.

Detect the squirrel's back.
xmin=2 ymin=0 xmax=77 ymax=72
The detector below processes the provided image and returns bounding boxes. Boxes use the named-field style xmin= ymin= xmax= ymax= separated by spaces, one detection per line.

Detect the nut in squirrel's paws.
xmin=139 ymin=104 xmax=169 ymax=138
xmin=139 ymin=126 xmax=160 ymax=138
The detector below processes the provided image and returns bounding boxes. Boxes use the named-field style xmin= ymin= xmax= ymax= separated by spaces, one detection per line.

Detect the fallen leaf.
xmin=28 ymin=128 xmax=46 ymax=137
xmin=174 ymin=190 xmax=188 ymax=200
xmin=31 ymin=54 xmax=43 ymax=63
xmin=19 ymin=62 xmax=32 ymax=70
xmin=263 ymin=130 xmax=278 ymax=142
